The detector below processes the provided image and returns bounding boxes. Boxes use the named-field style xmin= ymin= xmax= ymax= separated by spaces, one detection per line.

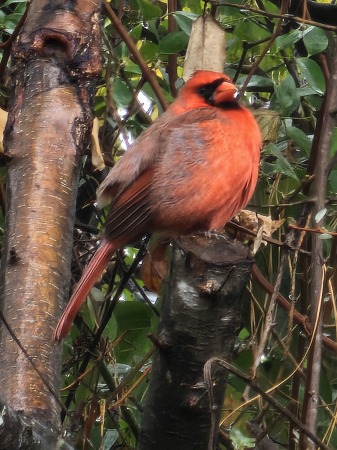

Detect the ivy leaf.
xmin=274 ymin=154 xmax=299 ymax=180
xmin=297 ymin=58 xmax=326 ymax=95
xmin=173 ymin=11 xmax=198 ymax=35
xmin=158 ymin=31 xmax=189 ymax=54
xmin=136 ymin=0 xmax=162 ymax=20
xmin=266 ymin=143 xmax=299 ymax=180
xmin=328 ymin=170 xmax=337 ymax=193
xmin=178 ymin=0 xmax=203 ymax=14
xmin=1 ymin=0 xmax=26 ymax=6
xmin=124 ymin=61 xmax=143 ymax=75
xmin=129 ymin=24 xmax=142 ymax=41
xmin=329 ymin=127 xmax=337 ymax=157
xmin=303 ymin=27 xmax=328 ymax=56
xmin=275 ymin=29 xmax=302 ymax=51
xmin=297 ymin=86 xmax=321 ymax=97
xmin=112 ymin=79 xmax=132 ymax=107
xmin=270 ymin=75 xmax=300 ymax=116
xmin=103 ymin=430 xmax=119 ymax=449
xmin=237 ymin=75 xmax=274 ymax=89
xmin=230 ymin=428 xmax=256 ymax=449
xmin=286 ymin=126 xmax=312 ymax=156
xmin=139 ymin=41 xmax=158 ymax=62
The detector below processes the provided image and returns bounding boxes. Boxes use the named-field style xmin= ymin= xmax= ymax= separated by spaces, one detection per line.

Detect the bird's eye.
xmin=198 ymin=86 xmax=208 ymax=95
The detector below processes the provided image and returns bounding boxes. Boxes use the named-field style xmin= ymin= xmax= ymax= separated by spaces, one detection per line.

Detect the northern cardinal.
xmin=53 ymin=70 xmax=261 ymax=341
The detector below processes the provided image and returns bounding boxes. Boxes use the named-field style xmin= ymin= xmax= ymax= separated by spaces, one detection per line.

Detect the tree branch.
xmin=300 ymin=36 xmax=337 ymax=450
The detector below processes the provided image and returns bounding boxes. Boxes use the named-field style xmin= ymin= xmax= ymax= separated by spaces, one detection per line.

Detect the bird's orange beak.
xmin=213 ymin=81 xmax=238 ymax=105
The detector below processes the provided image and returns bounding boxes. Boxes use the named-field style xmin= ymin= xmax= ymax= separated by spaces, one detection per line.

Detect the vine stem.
xmin=103 ymin=1 xmax=169 ymax=111
xmin=217 ymin=1 xmax=337 ymax=31
xmin=167 ymin=0 xmax=178 ymax=97
xmin=239 ymin=0 xmax=290 ymax=95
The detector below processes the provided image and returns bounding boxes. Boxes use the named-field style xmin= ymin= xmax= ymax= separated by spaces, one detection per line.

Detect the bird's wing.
xmin=97 ymin=108 xmax=218 ymax=241
xmin=96 ymin=112 xmax=172 ymax=209
xmin=97 ymin=105 xmax=260 ymax=239
xmin=96 ymin=107 xmax=220 ymax=208
xmin=150 ymin=106 xmax=261 ymax=231
xmin=103 ymin=168 xmax=154 ymax=242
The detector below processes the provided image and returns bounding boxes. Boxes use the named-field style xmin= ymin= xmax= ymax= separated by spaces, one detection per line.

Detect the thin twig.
xmin=61 ymin=240 xmax=148 ymax=421
xmin=249 ymin=253 xmax=286 ymax=381
xmin=288 ymin=224 xmax=337 ymax=237
xmin=239 ymin=0 xmax=290 ymax=95
xmin=0 ymin=1 xmax=31 ymax=81
xmin=103 ymin=1 xmax=169 ymax=111
xmin=217 ymin=2 xmax=337 ymax=31
xmin=233 ymin=37 xmax=270 ymax=83
xmin=205 ymin=358 xmax=330 ymax=450
xmin=251 ymin=264 xmax=337 ymax=353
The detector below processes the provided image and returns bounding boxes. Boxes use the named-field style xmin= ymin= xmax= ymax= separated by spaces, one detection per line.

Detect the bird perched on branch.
xmin=53 ymin=70 xmax=261 ymax=341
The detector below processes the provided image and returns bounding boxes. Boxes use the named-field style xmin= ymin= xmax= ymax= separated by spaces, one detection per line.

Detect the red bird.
xmin=53 ymin=70 xmax=261 ymax=341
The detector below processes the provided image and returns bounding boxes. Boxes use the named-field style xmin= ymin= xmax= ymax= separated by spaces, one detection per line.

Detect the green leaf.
xmin=274 ymin=154 xmax=299 ymax=180
xmin=124 ymin=61 xmax=143 ymax=76
xmin=319 ymin=234 xmax=332 ymax=240
xmin=234 ymin=16 xmax=270 ymax=42
xmin=1 ymin=0 xmax=25 ymax=6
xmin=329 ymin=170 xmax=337 ymax=193
xmin=178 ymin=0 xmax=203 ymax=14
xmin=286 ymin=126 xmax=312 ymax=156
xmin=275 ymin=29 xmax=302 ymax=51
xmin=116 ymin=302 xmax=153 ymax=331
xmin=145 ymin=18 xmax=161 ymax=43
xmin=129 ymin=24 xmax=143 ymax=41
xmin=320 ymin=367 xmax=333 ymax=403
xmin=112 ymin=79 xmax=133 ymax=107
xmin=114 ymin=301 xmax=156 ymax=364
xmin=103 ymin=430 xmax=119 ymax=449
xmin=136 ymin=0 xmax=162 ymax=20
xmin=266 ymin=143 xmax=299 ymax=180
xmin=237 ymin=75 xmax=274 ymax=89
xmin=139 ymin=41 xmax=158 ymax=62
xmin=297 ymin=58 xmax=326 ymax=95
xmin=270 ymin=74 xmax=300 ymax=116
xmin=303 ymin=27 xmax=328 ymax=56
xmin=238 ymin=328 xmax=250 ymax=340
xmin=230 ymin=428 xmax=256 ymax=449
xmin=330 ymin=127 xmax=337 ymax=157
xmin=158 ymin=31 xmax=189 ymax=54
xmin=297 ymin=86 xmax=321 ymax=97
xmin=304 ymin=94 xmax=323 ymax=112
xmin=173 ymin=11 xmax=198 ymax=35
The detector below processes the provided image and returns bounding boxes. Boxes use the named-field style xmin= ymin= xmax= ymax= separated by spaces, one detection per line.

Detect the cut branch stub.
xmin=138 ymin=234 xmax=253 ymax=450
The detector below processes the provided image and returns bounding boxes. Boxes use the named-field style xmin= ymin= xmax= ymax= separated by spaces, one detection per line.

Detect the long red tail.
xmin=53 ymin=241 xmax=117 ymax=341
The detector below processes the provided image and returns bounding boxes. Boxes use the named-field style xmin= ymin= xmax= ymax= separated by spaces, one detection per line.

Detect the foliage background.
xmin=1 ymin=1 xmax=337 ymax=449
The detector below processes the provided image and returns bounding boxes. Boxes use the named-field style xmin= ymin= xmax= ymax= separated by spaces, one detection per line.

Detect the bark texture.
xmin=0 ymin=398 xmax=73 ymax=450
xmin=300 ymin=37 xmax=337 ymax=450
xmin=0 ymin=0 xmax=101 ymax=445
xmin=137 ymin=234 xmax=253 ymax=450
